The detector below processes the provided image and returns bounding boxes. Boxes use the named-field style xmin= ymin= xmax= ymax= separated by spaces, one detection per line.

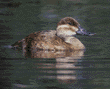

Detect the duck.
xmin=12 ymin=17 xmax=95 ymax=51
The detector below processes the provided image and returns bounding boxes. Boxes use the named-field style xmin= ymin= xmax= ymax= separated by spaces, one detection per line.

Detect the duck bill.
xmin=76 ymin=27 xmax=96 ymax=36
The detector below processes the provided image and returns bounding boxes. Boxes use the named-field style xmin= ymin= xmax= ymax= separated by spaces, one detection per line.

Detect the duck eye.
xmin=68 ymin=22 xmax=72 ymax=25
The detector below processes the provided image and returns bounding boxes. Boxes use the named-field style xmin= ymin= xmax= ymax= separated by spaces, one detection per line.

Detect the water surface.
xmin=0 ymin=0 xmax=110 ymax=89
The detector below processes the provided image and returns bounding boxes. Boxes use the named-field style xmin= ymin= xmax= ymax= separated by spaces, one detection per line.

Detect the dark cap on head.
xmin=57 ymin=17 xmax=80 ymax=27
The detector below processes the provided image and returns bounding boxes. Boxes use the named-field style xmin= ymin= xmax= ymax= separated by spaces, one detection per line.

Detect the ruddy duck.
xmin=12 ymin=17 xmax=95 ymax=51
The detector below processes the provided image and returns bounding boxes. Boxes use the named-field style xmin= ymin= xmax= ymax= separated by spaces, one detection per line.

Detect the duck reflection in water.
xmin=11 ymin=17 xmax=96 ymax=85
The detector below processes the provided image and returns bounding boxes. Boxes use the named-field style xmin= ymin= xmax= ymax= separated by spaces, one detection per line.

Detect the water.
xmin=0 ymin=0 xmax=110 ymax=89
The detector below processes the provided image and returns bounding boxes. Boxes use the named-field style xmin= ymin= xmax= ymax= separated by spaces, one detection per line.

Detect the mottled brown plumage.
xmin=12 ymin=17 xmax=86 ymax=51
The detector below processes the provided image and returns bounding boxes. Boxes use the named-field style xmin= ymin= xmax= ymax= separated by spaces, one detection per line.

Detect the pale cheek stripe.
xmin=72 ymin=27 xmax=78 ymax=31
xmin=57 ymin=25 xmax=78 ymax=31
xmin=57 ymin=25 xmax=69 ymax=29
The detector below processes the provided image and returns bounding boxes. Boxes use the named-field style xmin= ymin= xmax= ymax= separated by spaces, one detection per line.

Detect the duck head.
xmin=56 ymin=17 xmax=96 ymax=37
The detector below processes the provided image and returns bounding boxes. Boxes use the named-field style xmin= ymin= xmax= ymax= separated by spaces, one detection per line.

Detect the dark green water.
xmin=0 ymin=0 xmax=110 ymax=89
